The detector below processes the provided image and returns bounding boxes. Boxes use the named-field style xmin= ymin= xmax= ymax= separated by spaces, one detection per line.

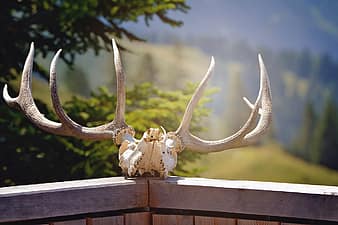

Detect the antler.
xmin=3 ymin=40 xmax=133 ymax=143
xmin=174 ymin=54 xmax=272 ymax=153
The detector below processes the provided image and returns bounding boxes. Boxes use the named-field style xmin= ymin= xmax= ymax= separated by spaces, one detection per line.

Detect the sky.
xmin=125 ymin=0 xmax=338 ymax=60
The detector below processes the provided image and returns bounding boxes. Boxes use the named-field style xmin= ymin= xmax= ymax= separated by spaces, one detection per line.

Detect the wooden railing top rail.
xmin=150 ymin=177 xmax=338 ymax=223
xmin=0 ymin=176 xmax=337 ymax=224
xmin=0 ymin=177 xmax=148 ymax=223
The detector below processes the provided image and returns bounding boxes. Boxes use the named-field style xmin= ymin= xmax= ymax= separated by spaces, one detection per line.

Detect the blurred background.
xmin=1 ymin=0 xmax=338 ymax=187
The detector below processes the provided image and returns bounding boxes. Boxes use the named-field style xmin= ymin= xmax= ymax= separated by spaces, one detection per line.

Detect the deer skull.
xmin=3 ymin=39 xmax=272 ymax=179
xmin=118 ymin=127 xmax=181 ymax=178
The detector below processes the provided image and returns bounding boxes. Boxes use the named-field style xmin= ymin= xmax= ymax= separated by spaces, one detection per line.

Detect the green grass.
xmin=183 ymin=142 xmax=338 ymax=186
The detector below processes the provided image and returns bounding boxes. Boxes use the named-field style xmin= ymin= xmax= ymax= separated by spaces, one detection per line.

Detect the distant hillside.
xmin=51 ymin=40 xmax=212 ymax=93
xmin=181 ymin=143 xmax=338 ymax=186
xmin=121 ymin=40 xmax=212 ymax=90
xmin=49 ymin=39 xmax=338 ymax=147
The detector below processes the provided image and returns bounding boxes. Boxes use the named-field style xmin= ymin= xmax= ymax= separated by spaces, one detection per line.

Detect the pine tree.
xmin=292 ymin=101 xmax=316 ymax=160
xmin=311 ymin=97 xmax=338 ymax=169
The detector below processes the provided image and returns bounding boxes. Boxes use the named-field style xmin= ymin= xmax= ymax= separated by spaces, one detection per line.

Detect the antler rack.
xmin=3 ymin=40 xmax=272 ymax=154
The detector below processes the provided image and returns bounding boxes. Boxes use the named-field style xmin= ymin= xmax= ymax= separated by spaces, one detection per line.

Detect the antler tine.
xmin=3 ymin=42 xmax=35 ymax=108
xmin=176 ymin=56 xmax=215 ymax=133
xmin=3 ymin=42 xmax=64 ymax=133
xmin=50 ymin=49 xmax=77 ymax=127
xmin=49 ymin=49 xmax=111 ymax=139
xmin=112 ymin=39 xmax=126 ymax=126
xmin=48 ymin=40 xmax=131 ymax=140
xmin=242 ymin=54 xmax=272 ymax=141
xmin=175 ymin=54 xmax=272 ymax=153
xmin=49 ymin=40 xmax=131 ymax=140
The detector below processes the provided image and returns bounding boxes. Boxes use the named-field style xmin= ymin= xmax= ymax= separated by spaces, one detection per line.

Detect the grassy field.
xmin=183 ymin=142 xmax=338 ymax=186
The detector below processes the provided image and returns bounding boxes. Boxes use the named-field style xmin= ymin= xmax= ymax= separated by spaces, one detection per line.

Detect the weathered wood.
xmin=237 ymin=219 xmax=279 ymax=225
xmin=52 ymin=219 xmax=86 ymax=225
xmin=281 ymin=223 xmax=310 ymax=225
xmin=89 ymin=216 xmax=124 ymax=225
xmin=2 ymin=176 xmax=338 ymax=224
xmin=194 ymin=216 xmax=236 ymax=225
xmin=124 ymin=212 xmax=151 ymax=225
xmin=0 ymin=177 xmax=148 ymax=223
xmin=149 ymin=177 xmax=338 ymax=223
xmin=152 ymin=214 xmax=194 ymax=225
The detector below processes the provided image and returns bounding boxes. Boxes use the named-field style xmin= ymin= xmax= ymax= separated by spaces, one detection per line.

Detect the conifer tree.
xmin=311 ymin=97 xmax=338 ymax=169
xmin=292 ymin=101 xmax=316 ymax=160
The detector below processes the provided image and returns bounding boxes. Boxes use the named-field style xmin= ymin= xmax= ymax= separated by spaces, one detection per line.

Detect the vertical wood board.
xmin=89 ymin=216 xmax=124 ymax=225
xmin=52 ymin=219 xmax=85 ymax=225
xmin=153 ymin=214 xmax=194 ymax=225
xmin=124 ymin=212 xmax=151 ymax=225
xmin=237 ymin=219 xmax=280 ymax=225
xmin=195 ymin=216 xmax=236 ymax=225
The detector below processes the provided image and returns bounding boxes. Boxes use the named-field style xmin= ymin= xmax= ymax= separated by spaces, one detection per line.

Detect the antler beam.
xmin=3 ymin=40 xmax=133 ymax=142
xmin=3 ymin=40 xmax=272 ymax=178
xmin=174 ymin=54 xmax=272 ymax=153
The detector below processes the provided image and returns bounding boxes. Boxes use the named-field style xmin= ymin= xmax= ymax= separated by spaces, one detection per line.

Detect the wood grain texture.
xmin=237 ymin=219 xmax=279 ymax=225
xmin=194 ymin=216 xmax=236 ymax=225
xmin=0 ymin=177 xmax=148 ymax=223
xmin=52 ymin=219 xmax=85 ymax=225
xmin=2 ymin=176 xmax=338 ymax=224
xmin=153 ymin=214 xmax=193 ymax=225
xmin=124 ymin=212 xmax=151 ymax=225
xmin=89 ymin=216 xmax=124 ymax=225
xmin=281 ymin=223 xmax=310 ymax=225
xmin=149 ymin=177 xmax=338 ymax=222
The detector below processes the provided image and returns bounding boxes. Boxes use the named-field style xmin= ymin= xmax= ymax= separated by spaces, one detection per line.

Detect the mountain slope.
xmin=183 ymin=143 xmax=338 ymax=186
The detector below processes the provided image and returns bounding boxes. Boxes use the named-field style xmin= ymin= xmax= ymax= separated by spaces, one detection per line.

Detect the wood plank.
xmin=237 ymin=219 xmax=279 ymax=225
xmin=149 ymin=177 xmax=338 ymax=222
xmin=52 ymin=219 xmax=85 ymax=225
xmin=0 ymin=177 xmax=148 ymax=223
xmin=152 ymin=214 xmax=193 ymax=225
xmin=124 ymin=212 xmax=151 ymax=225
xmin=281 ymin=223 xmax=310 ymax=225
xmin=194 ymin=216 xmax=236 ymax=225
xmin=89 ymin=216 xmax=124 ymax=225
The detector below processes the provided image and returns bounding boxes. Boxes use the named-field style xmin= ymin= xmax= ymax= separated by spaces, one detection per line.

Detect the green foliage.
xmin=0 ymin=0 xmax=189 ymax=83
xmin=0 ymin=100 xmax=81 ymax=186
xmin=0 ymin=83 xmax=211 ymax=186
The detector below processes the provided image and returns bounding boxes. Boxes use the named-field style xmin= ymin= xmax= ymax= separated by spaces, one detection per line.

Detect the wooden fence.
xmin=0 ymin=177 xmax=337 ymax=225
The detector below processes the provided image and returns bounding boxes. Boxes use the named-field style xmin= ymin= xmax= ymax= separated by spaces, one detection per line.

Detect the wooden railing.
xmin=1 ymin=177 xmax=337 ymax=225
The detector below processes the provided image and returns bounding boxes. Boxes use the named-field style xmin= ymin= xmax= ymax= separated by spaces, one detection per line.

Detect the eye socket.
xmin=150 ymin=135 xmax=154 ymax=138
